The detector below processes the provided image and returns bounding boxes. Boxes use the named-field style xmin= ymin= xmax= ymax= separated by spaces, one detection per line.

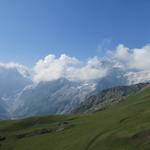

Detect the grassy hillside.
xmin=0 ymin=86 xmax=150 ymax=150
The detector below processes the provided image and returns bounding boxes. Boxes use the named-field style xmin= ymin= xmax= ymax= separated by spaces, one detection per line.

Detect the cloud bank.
xmin=33 ymin=54 xmax=108 ymax=83
xmin=1 ymin=43 xmax=150 ymax=84
xmin=0 ymin=62 xmax=29 ymax=77
xmin=113 ymin=44 xmax=150 ymax=71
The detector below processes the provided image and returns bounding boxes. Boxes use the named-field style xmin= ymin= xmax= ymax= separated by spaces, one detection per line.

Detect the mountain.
xmin=0 ymin=85 xmax=150 ymax=150
xmin=95 ymin=67 xmax=128 ymax=91
xmin=0 ymin=98 xmax=9 ymax=119
xmin=0 ymin=66 xmax=32 ymax=119
xmin=10 ymin=67 xmax=149 ymax=119
xmin=10 ymin=68 xmax=128 ymax=119
xmin=12 ymin=78 xmax=96 ymax=119
xmin=0 ymin=66 xmax=31 ymax=97
xmin=0 ymin=64 xmax=150 ymax=119
xmin=73 ymin=83 xmax=150 ymax=113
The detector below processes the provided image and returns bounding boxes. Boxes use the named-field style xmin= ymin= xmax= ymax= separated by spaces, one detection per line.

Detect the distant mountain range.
xmin=11 ymin=67 xmax=128 ymax=119
xmin=11 ymin=78 xmax=95 ymax=118
xmin=0 ymin=65 xmax=150 ymax=119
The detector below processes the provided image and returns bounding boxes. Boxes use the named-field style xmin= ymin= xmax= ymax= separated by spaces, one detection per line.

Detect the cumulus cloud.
xmin=33 ymin=54 xmax=79 ymax=82
xmin=67 ymin=57 xmax=108 ymax=81
xmin=113 ymin=44 xmax=150 ymax=71
xmin=32 ymin=55 xmax=108 ymax=83
xmin=32 ymin=43 xmax=150 ymax=83
xmin=1 ymin=43 xmax=150 ymax=84
xmin=129 ymin=45 xmax=150 ymax=70
xmin=110 ymin=44 xmax=150 ymax=84
xmin=0 ymin=62 xmax=29 ymax=77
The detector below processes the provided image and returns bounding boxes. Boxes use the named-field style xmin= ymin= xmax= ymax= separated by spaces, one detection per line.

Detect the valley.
xmin=0 ymin=85 xmax=150 ymax=150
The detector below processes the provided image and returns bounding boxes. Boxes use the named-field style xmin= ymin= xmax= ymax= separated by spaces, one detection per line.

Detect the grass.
xmin=0 ymin=86 xmax=150 ymax=150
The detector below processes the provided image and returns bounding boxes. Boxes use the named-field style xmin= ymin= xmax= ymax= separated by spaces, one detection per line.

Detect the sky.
xmin=0 ymin=0 xmax=150 ymax=68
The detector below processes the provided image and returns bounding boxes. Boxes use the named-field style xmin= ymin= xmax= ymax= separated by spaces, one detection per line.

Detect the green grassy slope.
xmin=0 ymin=86 xmax=150 ymax=150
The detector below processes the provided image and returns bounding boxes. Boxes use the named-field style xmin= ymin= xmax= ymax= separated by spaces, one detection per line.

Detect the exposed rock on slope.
xmin=73 ymin=83 xmax=150 ymax=113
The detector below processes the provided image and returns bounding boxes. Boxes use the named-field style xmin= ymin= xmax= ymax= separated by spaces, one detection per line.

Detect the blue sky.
xmin=0 ymin=0 xmax=150 ymax=67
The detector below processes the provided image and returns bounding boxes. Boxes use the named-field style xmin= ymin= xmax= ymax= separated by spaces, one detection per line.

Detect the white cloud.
xmin=110 ymin=44 xmax=150 ymax=84
xmin=67 ymin=57 xmax=108 ymax=81
xmin=33 ymin=55 xmax=108 ymax=83
xmin=115 ymin=44 xmax=130 ymax=61
xmin=125 ymin=71 xmax=150 ymax=84
xmin=33 ymin=54 xmax=79 ymax=82
xmin=1 ymin=43 xmax=150 ymax=84
xmin=129 ymin=45 xmax=150 ymax=70
xmin=0 ymin=62 xmax=29 ymax=77
xmin=32 ymin=43 xmax=150 ymax=83
xmin=113 ymin=44 xmax=150 ymax=71
xmin=97 ymin=38 xmax=112 ymax=53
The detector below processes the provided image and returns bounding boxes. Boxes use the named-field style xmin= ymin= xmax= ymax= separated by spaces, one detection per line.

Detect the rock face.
xmin=12 ymin=78 xmax=96 ymax=119
xmin=73 ymin=83 xmax=150 ymax=113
